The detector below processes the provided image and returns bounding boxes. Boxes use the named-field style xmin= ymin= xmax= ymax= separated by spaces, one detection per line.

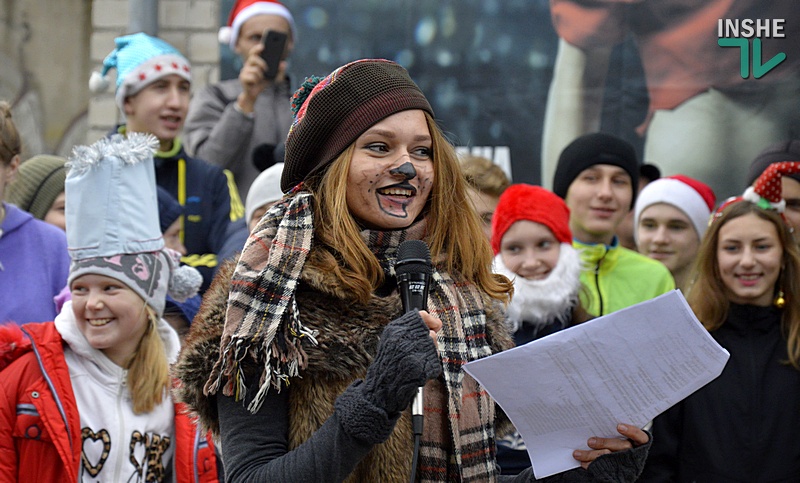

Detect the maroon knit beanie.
xmin=281 ymin=59 xmax=434 ymax=192
xmin=491 ymin=184 xmax=572 ymax=255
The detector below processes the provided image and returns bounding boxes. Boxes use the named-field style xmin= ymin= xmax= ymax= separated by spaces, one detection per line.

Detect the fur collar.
xmin=175 ymin=253 xmax=512 ymax=438
xmin=493 ymin=243 xmax=582 ymax=333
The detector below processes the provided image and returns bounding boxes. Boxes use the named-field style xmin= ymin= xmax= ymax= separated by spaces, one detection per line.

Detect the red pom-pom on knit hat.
xmin=491 ymin=184 xmax=572 ymax=255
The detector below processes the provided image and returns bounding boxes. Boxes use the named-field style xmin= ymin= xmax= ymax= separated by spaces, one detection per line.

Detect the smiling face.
xmin=565 ymin=164 xmax=632 ymax=245
xmin=345 ymin=110 xmax=434 ymax=230
xmin=637 ymin=203 xmax=700 ymax=277
xmin=71 ymin=274 xmax=150 ymax=366
xmin=500 ymin=220 xmax=562 ymax=280
xmin=717 ymin=213 xmax=783 ymax=306
xmin=124 ymin=74 xmax=191 ymax=151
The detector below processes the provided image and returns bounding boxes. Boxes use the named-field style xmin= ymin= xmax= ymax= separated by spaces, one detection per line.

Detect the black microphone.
xmin=395 ymin=240 xmax=432 ymax=425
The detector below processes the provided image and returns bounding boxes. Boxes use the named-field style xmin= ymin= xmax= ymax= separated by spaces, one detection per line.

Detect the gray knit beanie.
xmin=746 ymin=139 xmax=800 ymax=187
xmin=7 ymin=154 xmax=67 ymax=220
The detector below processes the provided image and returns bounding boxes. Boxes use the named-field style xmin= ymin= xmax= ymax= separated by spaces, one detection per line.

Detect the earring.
xmin=774 ymin=289 xmax=786 ymax=309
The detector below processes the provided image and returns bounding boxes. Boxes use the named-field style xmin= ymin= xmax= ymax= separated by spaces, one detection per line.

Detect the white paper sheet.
xmin=463 ymin=290 xmax=730 ymax=478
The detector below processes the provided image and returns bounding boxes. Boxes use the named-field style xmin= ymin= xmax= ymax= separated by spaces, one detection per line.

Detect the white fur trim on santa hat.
xmin=634 ymin=178 xmax=712 ymax=247
xmin=224 ymin=1 xmax=295 ymax=50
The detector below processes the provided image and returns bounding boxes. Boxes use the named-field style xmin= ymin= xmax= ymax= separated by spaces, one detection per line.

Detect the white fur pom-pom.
xmin=218 ymin=27 xmax=232 ymax=45
xmin=168 ymin=265 xmax=203 ymax=302
xmin=89 ymin=71 xmax=110 ymax=93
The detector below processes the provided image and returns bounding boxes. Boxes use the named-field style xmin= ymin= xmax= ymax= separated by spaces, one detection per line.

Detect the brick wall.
xmin=87 ymin=0 xmax=221 ymax=143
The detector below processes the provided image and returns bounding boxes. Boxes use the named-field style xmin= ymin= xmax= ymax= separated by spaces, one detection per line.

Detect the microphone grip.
xmin=412 ymin=387 xmax=424 ymax=417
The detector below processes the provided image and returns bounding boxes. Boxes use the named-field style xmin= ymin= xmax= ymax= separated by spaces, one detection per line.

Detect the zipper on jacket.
xmin=593 ymin=249 xmax=607 ymax=315
xmin=21 ymin=327 xmax=73 ymax=453
xmin=112 ymin=369 xmax=128 ymax=482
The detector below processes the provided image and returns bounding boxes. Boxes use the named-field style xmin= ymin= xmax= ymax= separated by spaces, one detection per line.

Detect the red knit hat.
xmin=491 ymin=184 xmax=572 ymax=255
xmin=218 ymin=0 xmax=295 ymax=49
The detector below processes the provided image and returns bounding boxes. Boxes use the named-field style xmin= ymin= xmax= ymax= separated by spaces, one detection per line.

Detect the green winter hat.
xmin=7 ymin=154 xmax=67 ymax=220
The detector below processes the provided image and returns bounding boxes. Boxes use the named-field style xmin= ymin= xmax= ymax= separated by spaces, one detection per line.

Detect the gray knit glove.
xmin=335 ymin=311 xmax=442 ymax=444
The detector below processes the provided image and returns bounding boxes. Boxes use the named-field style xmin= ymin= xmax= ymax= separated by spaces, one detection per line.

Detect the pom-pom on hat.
xmin=219 ymin=0 xmax=296 ymax=49
xmin=65 ymin=133 xmax=202 ymax=317
xmin=552 ymin=132 xmax=639 ymax=208
xmin=281 ymin=59 xmax=433 ymax=192
xmin=245 ymin=162 xmax=284 ymax=224
xmin=6 ymin=154 xmax=67 ymax=221
xmin=633 ymin=175 xmax=716 ymax=245
xmin=491 ymin=184 xmax=572 ymax=255
xmin=89 ymin=33 xmax=191 ymax=111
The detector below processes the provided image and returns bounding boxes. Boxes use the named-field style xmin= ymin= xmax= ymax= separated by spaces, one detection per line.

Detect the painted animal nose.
xmin=390 ymin=162 xmax=417 ymax=180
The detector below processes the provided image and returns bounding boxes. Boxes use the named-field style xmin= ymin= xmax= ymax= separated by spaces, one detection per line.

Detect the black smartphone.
xmin=260 ymin=29 xmax=288 ymax=80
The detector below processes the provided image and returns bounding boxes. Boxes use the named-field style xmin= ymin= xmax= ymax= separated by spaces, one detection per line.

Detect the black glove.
xmin=361 ymin=311 xmax=442 ymax=415
xmin=335 ymin=311 xmax=441 ymax=444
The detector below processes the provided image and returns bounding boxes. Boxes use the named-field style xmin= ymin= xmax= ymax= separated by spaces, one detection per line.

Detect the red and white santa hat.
xmin=491 ymin=184 xmax=572 ymax=255
xmin=218 ymin=0 xmax=296 ymax=50
xmin=634 ymin=175 xmax=716 ymax=244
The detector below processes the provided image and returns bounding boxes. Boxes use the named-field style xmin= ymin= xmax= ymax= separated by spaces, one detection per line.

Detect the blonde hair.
xmin=460 ymin=155 xmax=510 ymax=197
xmin=687 ymin=201 xmax=800 ymax=368
xmin=126 ymin=305 xmax=170 ymax=414
xmin=0 ymin=101 xmax=21 ymax=166
xmin=307 ymin=112 xmax=512 ymax=304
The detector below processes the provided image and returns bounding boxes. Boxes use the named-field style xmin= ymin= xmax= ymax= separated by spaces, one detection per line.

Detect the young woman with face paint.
xmin=174 ymin=59 xmax=650 ymax=482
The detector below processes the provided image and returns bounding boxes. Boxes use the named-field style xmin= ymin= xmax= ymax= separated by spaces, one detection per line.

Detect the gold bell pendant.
xmin=774 ymin=290 xmax=786 ymax=309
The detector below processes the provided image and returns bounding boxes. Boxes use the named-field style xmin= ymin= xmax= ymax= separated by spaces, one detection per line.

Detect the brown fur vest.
xmin=174 ymin=257 xmax=513 ymax=482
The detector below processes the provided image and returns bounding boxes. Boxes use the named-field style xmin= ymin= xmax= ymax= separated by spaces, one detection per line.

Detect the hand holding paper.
xmin=464 ymin=290 xmax=729 ymax=478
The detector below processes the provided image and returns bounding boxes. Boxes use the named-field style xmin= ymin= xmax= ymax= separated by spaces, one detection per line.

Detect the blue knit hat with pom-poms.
xmin=89 ymin=33 xmax=192 ymax=111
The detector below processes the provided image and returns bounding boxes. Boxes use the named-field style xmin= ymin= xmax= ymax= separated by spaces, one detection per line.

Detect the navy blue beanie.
xmin=156 ymin=186 xmax=183 ymax=232
xmin=552 ymin=132 xmax=639 ymax=208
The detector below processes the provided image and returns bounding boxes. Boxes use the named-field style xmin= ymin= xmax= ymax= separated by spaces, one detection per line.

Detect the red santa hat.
xmin=491 ymin=184 xmax=572 ymax=255
xmin=633 ymin=175 xmax=716 ymax=244
xmin=218 ymin=0 xmax=296 ymax=49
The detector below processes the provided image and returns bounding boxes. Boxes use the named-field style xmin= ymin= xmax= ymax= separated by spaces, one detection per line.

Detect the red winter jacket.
xmin=0 ymin=322 xmax=219 ymax=482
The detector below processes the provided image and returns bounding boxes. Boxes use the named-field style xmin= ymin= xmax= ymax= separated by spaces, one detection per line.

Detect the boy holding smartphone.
xmin=184 ymin=0 xmax=296 ymax=201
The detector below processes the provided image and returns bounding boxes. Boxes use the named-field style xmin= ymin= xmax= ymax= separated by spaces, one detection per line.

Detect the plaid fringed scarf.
xmin=359 ymin=226 xmax=500 ymax=480
xmin=206 ymin=191 xmax=501 ymax=481
xmin=204 ymin=191 xmax=319 ymax=411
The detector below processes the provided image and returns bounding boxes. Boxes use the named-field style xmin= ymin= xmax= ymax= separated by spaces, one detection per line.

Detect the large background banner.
xmin=221 ymin=0 xmax=798 ymax=200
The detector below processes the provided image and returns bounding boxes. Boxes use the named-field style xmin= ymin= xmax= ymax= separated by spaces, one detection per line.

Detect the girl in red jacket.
xmin=0 ymin=134 xmax=219 ymax=482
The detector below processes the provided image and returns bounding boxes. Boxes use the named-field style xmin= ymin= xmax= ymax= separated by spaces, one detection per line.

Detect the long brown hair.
xmin=306 ymin=112 xmax=512 ymax=304
xmin=687 ymin=201 xmax=800 ymax=368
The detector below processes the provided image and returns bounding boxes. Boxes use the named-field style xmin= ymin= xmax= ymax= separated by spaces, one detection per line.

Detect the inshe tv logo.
xmin=718 ymin=19 xmax=787 ymax=79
